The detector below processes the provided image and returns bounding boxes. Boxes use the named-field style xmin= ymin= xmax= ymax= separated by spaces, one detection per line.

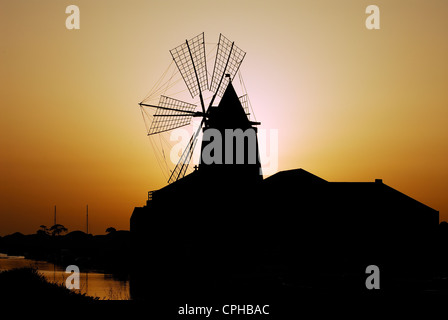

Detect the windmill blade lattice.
xmin=167 ymin=125 xmax=201 ymax=184
xmin=239 ymin=94 xmax=250 ymax=115
xmin=148 ymin=96 xmax=197 ymax=135
xmin=210 ymin=34 xmax=246 ymax=98
xmin=170 ymin=33 xmax=208 ymax=99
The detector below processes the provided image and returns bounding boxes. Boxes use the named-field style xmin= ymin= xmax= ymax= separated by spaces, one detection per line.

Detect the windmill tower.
xmin=139 ymin=33 xmax=262 ymax=187
xmin=131 ymin=34 xmax=266 ymax=299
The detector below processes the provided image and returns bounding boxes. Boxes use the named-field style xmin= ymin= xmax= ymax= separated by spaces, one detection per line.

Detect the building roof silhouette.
xmin=264 ymin=168 xmax=328 ymax=185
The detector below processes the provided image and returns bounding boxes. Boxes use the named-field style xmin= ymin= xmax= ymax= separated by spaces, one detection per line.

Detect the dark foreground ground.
xmin=2 ymin=225 xmax=448 ymax=317
xmin=0 ymin=267 xmax=445 ymax=318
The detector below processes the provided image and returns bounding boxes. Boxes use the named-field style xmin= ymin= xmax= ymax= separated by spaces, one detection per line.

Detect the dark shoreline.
xmin=0 ymin=267 xmax=98 ymax=302
xmin=0 ymin=230 xmax=131 ymax=275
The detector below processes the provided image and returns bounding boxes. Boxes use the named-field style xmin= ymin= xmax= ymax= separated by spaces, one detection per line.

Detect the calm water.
xmin=0 ymin=253 xmax=130 ymax=300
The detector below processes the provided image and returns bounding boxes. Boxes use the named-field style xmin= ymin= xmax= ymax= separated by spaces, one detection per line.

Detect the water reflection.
xmin=0 ymin=253 xmax=130 ymax=300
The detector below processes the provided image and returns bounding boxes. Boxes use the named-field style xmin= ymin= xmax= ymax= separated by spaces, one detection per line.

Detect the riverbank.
xmin=0 ymin=267 xmax=149 ymax=318
xmin=0 ymin=254 xmax=131 ymax=300
xmin=0 ymin=267 xmax=98 ymax=303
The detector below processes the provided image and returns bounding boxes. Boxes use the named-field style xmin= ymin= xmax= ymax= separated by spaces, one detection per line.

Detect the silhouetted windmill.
xmin=139 ymin=33 xmax=258 ymax=184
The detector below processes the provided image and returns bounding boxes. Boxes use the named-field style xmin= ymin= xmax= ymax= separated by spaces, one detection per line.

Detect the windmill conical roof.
xmin=207 ymin=82 xmax=250 ymax=129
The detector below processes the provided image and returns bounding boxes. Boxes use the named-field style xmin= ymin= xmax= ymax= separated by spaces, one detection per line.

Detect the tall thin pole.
xmin=86 ymin=205 xmax=89 ymax=235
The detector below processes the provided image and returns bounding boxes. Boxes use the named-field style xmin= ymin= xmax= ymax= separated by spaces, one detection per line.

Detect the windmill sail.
xmin=210 ymin=34 xmax=246 ymax=99
xmin=148 ymin=96 xmax=197 ymax=135
xmin=168 ymin=125 xmax=201 ymax=184
xmin=239 ymin=94 xmax=250 ymax=115
xmin=170 ymin=33 xmax=208 ymax=99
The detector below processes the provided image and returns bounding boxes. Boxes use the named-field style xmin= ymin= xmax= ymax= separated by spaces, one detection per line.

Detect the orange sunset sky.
xmin=1 ymin=0 xmax=448 ymax=235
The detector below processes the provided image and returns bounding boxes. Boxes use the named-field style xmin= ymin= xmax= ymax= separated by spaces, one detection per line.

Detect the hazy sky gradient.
xmin=1 ymin=0 xmax=447 ymax=235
